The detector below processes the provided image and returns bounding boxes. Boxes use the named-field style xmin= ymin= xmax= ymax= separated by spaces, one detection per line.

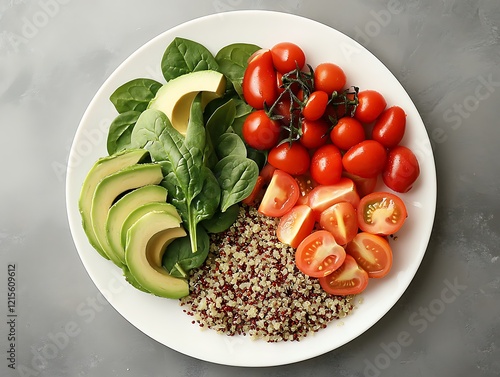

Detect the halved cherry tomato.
xmin=371 ymin=106 xmax=406 ymax=148
xmin=342 ymin=171 xmax=378 ymax=198
xmin=357 ymin=192 xmax=407 ymax=235
xmin=295 ymin=230 xmax=346 ymax=278
xmin=268 ymin=142 xmax=310 ymax=176
xmin=330 ymin=116 xmax=366 ymax=151
xmin=382 ymin=146 xmax=420 ymax=193
xmin=319 ymin=202 xmax=358 ymax=245
xmin=314 ymin=62 xmax=346 ymax=95
xmin=346 ymin=232 xmax=393 ymax=278
xmin=342 ymin=140 xmax=387 ymax=178
xmin=310 ymin=144 xmax=343 ymax=186
xmin=258 ymin=170 xmax=299 ymax=217
xmin=242 ymin=110 xmax=282 ymax=150
xmin=277 ymin=205 xmax=316 ymax=248
xmin=319 ymin=254 xmax=369 ymax=295
xmin=271 ymin=42 xmax=306 ymax=74
xmin=354 ymin=90 xmax=387 ymax=124
xmin=300 ymin=118 xmax=330 ymax=149
xmin=242 ymin=49 xmax=278 ymax=109
xmin=307 ymin=178 xmax=360 ymax=219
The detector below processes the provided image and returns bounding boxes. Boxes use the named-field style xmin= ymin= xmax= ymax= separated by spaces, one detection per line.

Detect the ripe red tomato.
xmin=295 ymin=230 xmax=346 ymax=278
xmin=346 ymin=232 xmax=393 ymax=278
xmin=319 ymin=254 xmax=369 ymax=295
xmin=242 ymin=110 xmax=282 ymax=150
xmin=242 ymin=49 xmax=278 ymax=109
xmin=277 ymin=204 xmax=315 ymax=248
xmin=307 ymin=178 xmax=360 ymax=219
xmin=371 ymin=106 xmax=406 ymax=148
xmin=242 ymin=175 xmax=264 ymax=206
xmin=268 ymin=142 xmax=310 ymax=176
xmin=314 ymin=62 xmax=346 ymax=95
xmin=357 ymin=192 xmax=407 ymax=235
xmin=382 ymin=146 xmax=420 ymax=193
xmin=310 ymin=144 xmax=343 ymax=186
xmin=354 ymin=90 xmax=387 ymax=124
xmin=258 ymin=170 xmax=299 ymax=217
xmin=271 ymin=42 xmax=306 ymax=74
xmin=330 ymin=116 xmax=366 ymax=151
xmin=342 ymin=171 xmax=378 ymax=198
xmin=342 ymin=140 xmax=387 ymax=178
xmin=319 ymin=202 xmax=358 ymax=245
xmin=303 ymin=91 xmax=329 ymax=121
xmin=295 ymin=174 xmax=316 ymax=205
xmin=300 ymin=118 xmax=330 ymax=149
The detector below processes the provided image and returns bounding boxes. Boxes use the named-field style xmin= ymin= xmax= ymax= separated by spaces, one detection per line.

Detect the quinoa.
xmin=180 ymin=205 xmax=355 ymax=342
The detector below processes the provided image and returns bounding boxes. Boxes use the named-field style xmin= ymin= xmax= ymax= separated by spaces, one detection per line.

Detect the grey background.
xmin=1 ymin=0 xmax=499 ymax=376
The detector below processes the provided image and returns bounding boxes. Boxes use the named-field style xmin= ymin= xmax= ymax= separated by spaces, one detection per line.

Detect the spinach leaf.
xmin=161 ymin=37 xmax=219 ymax=81
xmin=192 ymin=167 xmax=221 ymax=224
xmin=246 ymin=147 xmax=268 ymax=171
xmin=162 ymin=225 xmax=210 ymax=278
xmin=205 ymin=99 xmax=236 ymax=145
xmin=107 ymin=111 xmax=141 ymax=155
xmin=201 ymin=203 xmax=240 ymax=234
xmin=215 ymin=43 xmax=261 ymax=96
xmin=214 ymin=155 xmax=259 ymax=212
xmin=130 ymin=109 xmax=170 ymax=162
xmin=109 ymin=78 xmax=162 ymax=113
xmin=216 ymin=133 xmax=247 ymax=160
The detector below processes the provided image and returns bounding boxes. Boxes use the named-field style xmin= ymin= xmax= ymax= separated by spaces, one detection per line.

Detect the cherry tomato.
xmin=330 ymin=116 xmax=366 ymax=151
xmin=268 ymin=142 xmax=310 ymax=176
xmin=242 ymin=110 xmax=282 ymax=150
xmin=259 ymin=163 xmax=276 ymax=184
xmin=277 ymin=204 xmax=316 ymax=248
xmin=357 ymin=192 xmax=407 ymax=235
xmin=258 ymin=170 xmax=299 ymax=217
xmin=354 ymin=90 xmax=387 ymax=124
xmin=307 ymin=178 xmax=360 ymax=219
xmin=342 ymin=140 xmax=387 ymax=178
xmin=346 ymin=232 xmax=393 ymax=278
xmin=319 ymin=202 xmax=358 ymax=245
xmin=271 ymin=42 xmax=306 ymax=74
xmin=303 ymin=91 xmax=329 ymax=121
xmin=314 ymin=62 xmax=346 ymax=95
xmin=295 ymin=174 xmax=316 ymax=205
xmin=310 ymin=144 xmax=343 ymax=186
xmin=295 ymin=230 xmax=346 ymax=278
xmin=300 ymin=118 xmax=330 ymax=149
xmin=242 ymin=49 xmax=278 ymax=109
xmin=342 ymin=171 xmax=378 ymax=198
xmin=371 ymin=106 xmax=406 ymax=148
xmin=319 ymin=254 xmax=369 ymax=295
xmin=382 ymin=146 xmax=420 ymax=193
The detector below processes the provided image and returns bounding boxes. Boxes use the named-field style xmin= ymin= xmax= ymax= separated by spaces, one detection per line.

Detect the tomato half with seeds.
xmin=268 ymin=142 xmax=310 ymax=176
xmin=357 ymin=192 xmax=407 ymax=235
xmin=242 ymin=49 xmax=278 ymax=109
xmin=258 ymin=170 xmax=299 ymax=217
xmin=346 ymin=232 xmax=393 ymax=278
xmin=319 ymin=254 xmax=369 ymax=295
xmin=295 ymin=174 xmax=316 ymax=205
xmin=277 ymin=205 xmax=315 ymax=248
xmin=319 ymin=202 xmax=358 ymax=245
xmin=295 ymin=230 xmax=346 ymax=278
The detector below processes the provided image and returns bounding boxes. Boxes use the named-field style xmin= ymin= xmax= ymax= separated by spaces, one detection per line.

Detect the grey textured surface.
xmin=1 ymin=0 xmax=499 ymax=376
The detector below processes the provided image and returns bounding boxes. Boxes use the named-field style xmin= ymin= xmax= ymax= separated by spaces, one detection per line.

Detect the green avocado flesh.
xmin=79 ymin=149 xmax=150 ymax=259
xmin=125 ymin=211 xmax=188 ymax=298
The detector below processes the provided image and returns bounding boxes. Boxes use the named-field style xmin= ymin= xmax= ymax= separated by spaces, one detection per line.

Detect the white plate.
xmin=66 ymin=10 xmax=436 ymax=367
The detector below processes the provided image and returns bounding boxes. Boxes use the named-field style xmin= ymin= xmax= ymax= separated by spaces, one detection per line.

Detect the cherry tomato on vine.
xmin=346 ymin=232 xmax=393 ymax=279
xmin=303 ymin=91 xmax=329 ymax=121
xmin=354 ymin=90 xmax=387 ymax=124
xmin=242 ymin=49 xmax=278 ymax=109
xmin=300 ymin=118 xmax=330 ymax=149
xmin=310 ymin=144 xmax=343 ymax=186
xmin=382 ymin=146 xmax=420 ymax=193
xmin=330 ymin=116 xmax=366 ymax=151
xmin=314 ymin=62 xmax=347 ymax=95
xmin=271 ymin=42 xmax=306 ymax=74
xmin=319 ymin=254 xmax=369 ymax=295
xmin=258 ymin=170 xmax=300 ymax=217
xmin=242 ymin=110 xmax=282 ymax=150
xmin=268 ymin=142 xmax=310 ymax=176
xmin=342 ymin=140 xmax=387 ymax=178
xmin=371 ymin=106 xmax=406 ymax=148
xmin=357 ymin=192 xmax=407 ymax=235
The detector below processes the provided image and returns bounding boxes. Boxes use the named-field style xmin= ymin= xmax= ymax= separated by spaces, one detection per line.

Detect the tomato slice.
xmin=295 ymin=230 xmax=346 ymax=278
xmin=357 ymin=192 xmax=407 ymax=235
xmin=318 ymin=202 xmax=358 ymax=245
xmin=258 ymin=170 xmax=299 ymax=217
xmin=277 ymin=205 xmax=315 ymax=248
xmin=319 ymin=254 xmax=369 ymax=295
xmin=346 ymin=232 xmax=393 ymax=278
xmin=307 ymin=178 xmax=360 ymax=219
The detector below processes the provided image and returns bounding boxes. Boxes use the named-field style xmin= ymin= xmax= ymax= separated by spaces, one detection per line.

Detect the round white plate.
xmin=66 ymin=10 xmax=436 ymax=367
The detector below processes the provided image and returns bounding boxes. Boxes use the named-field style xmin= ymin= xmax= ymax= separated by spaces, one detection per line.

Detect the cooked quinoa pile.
xmin=180 ymin=206 xmax=355 ymax=342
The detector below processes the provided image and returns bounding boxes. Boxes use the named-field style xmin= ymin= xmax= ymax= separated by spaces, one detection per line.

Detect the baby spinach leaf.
xmin=201 ymin=204 xmax=240 ymax=234
xmin=214 ymin=155 xmax=259 ymax=212
xmin=109 ymin=78 xmax=162 ymax=113
xmin=107 ymin=111 xmax=141 ymax=155
xmin=130 ymin=109 xmax=170 ymax=162
xmin=161 ymin=37 xmax=219 ymax=81
xmin=192 ymin=167 xmax=221 ymax=224
xmin=206 ymin=99 xmax=236 ymax=145
xmin=216 ymin=133 xmax=247 ymax=160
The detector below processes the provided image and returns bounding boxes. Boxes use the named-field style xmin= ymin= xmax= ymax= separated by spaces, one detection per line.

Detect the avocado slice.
xmin=79 ymin=149 xmax=150 ymax=258
xmin=125 ymin=211 xmax=189 ymax=298
xmin=90 ymin=163 xmax=163 ymax=265
xmin=148 ymin=70 xmax=226 ymax=135
xmin=105 ymin=185 xmax=168 ymax=266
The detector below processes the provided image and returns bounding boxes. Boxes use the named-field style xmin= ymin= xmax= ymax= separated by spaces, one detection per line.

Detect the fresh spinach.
xmin=216 ymin=133 xmax=247 ymax=160
xmin=109 ymin=78 xmax=162 ymax=113
xmin=161 ymin=37 xmax=219 ymax=81
xmin=130 ymin=109 xmax=170 ymax=162
xmin=201 ymin=203 xmax=240 ymax=234
xmin=107 ymin=110 xmax=141 ymax=154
